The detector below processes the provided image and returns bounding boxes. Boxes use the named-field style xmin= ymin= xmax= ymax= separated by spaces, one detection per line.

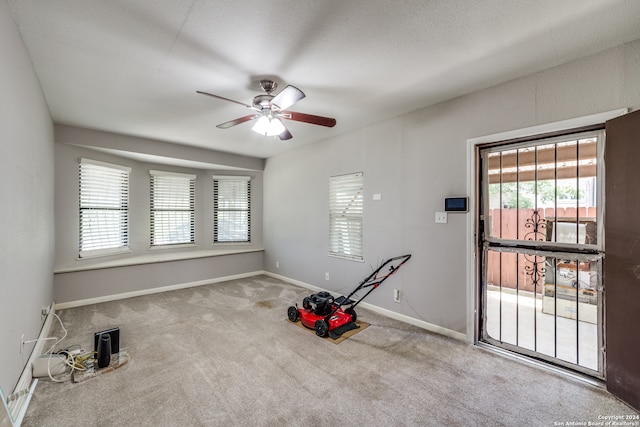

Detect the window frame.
xmin=78 ymin=158 xmax=131 ymax=258
xmin=329 ymin=172 xmax=364 ymax=262
xmin=149 ymin=170 xmax=196 ymax=248
xmin=212 ymin=175 xmax=251 ymax=244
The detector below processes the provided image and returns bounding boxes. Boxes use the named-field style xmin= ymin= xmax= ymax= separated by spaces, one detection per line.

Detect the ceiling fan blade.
xmin=216 ymin=114 xmax=259 ymax=129
xmin=197 ymin=90 xmax=255 ymax=109
xmin=278 ymin=128 xmax=293 ymax=140
xmin=270 ymin=85 xmax=305 ymax=111
xmin=284 ymin=111 xmax=336 ymax=128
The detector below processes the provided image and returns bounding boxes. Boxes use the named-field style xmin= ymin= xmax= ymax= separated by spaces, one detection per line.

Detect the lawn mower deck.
xmin=287 ymin=254 xmax=411 ymax=339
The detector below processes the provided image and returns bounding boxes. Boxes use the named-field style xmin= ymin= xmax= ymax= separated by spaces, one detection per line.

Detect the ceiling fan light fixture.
xmin=197 ymin=81 xmax=335 ymax=140
xmin=252 ymin=115 xmax=286 ymax=137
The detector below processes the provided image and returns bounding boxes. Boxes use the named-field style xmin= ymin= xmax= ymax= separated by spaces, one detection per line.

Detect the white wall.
xmin=0 ymin=0 xmax=55 ymax=393
xmin=263 ymin=39 xmax=640 ymax=336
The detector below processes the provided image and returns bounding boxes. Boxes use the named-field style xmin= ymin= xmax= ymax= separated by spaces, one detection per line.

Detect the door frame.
xmin=465 ymin=108 xmax=628 ymax=346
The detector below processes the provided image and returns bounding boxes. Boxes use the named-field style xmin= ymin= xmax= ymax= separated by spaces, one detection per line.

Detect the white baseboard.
xmin=55 ymin=271 xmax=265 ymax=310
xmin=1 ymin=386 xmax=13 ymax=427
xmin=356 ymin=301 xmax=468 ymax=341
xmin=8 ymin=302 xmax=55 ymax=426
xmin=263 ymin=271 xmax=468 ymax=342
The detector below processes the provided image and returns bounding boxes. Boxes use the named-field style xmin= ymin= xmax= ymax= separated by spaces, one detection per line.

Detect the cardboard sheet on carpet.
xmin=72 ymin=350 xmax=130 ymax=383
xmin=287 ymin=319 xmax=369 ymax=344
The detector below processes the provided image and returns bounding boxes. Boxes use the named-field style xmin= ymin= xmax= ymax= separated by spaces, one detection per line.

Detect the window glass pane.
xmin=151 ymin=211 xmax=194 ymax=245
xmin=213 ymin=177 xmax=251 ymax=243
xmin=79 ymin=160 xmax=129 ymax=256
xmin=215 ymin=211 xmax=249 ymax=242
xmin=80 ymin=210 xmax=127 ymax=251
xmin=329 ymin=172 xmax=363 ymax=260
xmin=150 ymin=172 xmax=195 ymax=246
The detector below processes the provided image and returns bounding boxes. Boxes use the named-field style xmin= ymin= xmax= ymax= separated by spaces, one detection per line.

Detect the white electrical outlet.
xmin=435 ymin=212 xmax=448 ymax=224
xmin=393 ymin=289 xmax=400 ymax=303
xmin=20 ymin=334 xmax=24 ymax=354
xmin=276 ymin=261 xmax=279 ymax=269
xmin=325 ymin=272 xmax=330 ymax=281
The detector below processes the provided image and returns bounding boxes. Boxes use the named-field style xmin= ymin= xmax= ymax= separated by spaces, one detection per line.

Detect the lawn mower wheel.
xmin=287 ymin=306 xmax=299 ymax=322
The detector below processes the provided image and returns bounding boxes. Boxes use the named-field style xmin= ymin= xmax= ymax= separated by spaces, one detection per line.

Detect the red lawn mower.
xmin=287 ymin=254 xmax=411 ymax=339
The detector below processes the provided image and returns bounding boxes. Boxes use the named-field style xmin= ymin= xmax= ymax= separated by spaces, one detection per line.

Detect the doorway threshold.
xmin=475 ymin=341 xmax=604 ymax=389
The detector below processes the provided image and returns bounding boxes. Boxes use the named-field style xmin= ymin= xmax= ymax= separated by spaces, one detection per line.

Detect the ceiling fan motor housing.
xmin=253 ymin=94 xmax=275 ymax=110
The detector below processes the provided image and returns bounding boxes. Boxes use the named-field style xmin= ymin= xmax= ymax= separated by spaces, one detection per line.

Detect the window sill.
xmin=54 ymin=247 xmax=264 ymax=274
xmin=79 ymin=247 xmax=132 ymax=259
xmin=328 ymin=253 xmax=364 ymax=262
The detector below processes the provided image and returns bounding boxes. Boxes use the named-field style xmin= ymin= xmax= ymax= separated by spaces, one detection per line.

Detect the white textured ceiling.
xmin=8 ymin=0 xmax=640 ymax=159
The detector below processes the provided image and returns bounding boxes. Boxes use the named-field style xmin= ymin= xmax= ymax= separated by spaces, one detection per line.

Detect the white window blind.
xmin=150 ymin=170 xmax=196 ymax=246
xmin=213 ymin=176 xmax=251 ymax=243
xmin=79 ymin=158 xmax=131 ymax=258
xmin=329 ymin=172 xmax=364 ymax=261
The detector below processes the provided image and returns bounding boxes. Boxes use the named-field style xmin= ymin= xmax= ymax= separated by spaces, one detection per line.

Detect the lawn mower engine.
xmin=287 ymin=291 xmax=356 ymax=338
xmin=303 ymin=292 xmax=335 ymax=316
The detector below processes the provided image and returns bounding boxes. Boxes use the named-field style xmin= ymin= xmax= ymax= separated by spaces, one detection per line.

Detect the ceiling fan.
xmin=197 ymin=80 xmax=336 ymax=140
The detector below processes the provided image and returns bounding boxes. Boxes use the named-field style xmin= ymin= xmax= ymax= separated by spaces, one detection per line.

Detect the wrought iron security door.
xmin=478 ymin=130 xmax=605 ymax=378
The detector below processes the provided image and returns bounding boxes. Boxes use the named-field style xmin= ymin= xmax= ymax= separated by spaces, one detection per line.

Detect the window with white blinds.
xmin=79 ymin=158 xmax=131 ymax=258
xmin=213 ymin=176 xmax=251 ymax=243
xmin=150 ymin=170 xmax=196 ymax=246
xmin=329 ymin=172 xmax=364 ymax=261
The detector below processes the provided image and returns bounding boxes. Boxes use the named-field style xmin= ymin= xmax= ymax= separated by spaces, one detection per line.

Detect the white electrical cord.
xmin=43 ymin=313 xmax=69 ymax=382
xmin=22 ymin=336 xmax=58 ymax=346
xmin=26 ymin=312 xmax=91 ymax=383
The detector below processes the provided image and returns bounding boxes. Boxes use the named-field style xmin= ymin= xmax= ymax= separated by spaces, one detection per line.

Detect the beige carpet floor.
xmin=22 ymin=275 xmax=637 ymax=426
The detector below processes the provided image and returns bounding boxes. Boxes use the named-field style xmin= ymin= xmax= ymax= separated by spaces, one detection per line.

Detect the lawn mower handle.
xmin=326 ymin=254 xmax=412 ymax=320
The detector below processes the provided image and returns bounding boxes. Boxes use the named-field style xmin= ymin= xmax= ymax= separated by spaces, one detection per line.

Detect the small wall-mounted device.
xmin=444 ymin=197 xmax=468 ymax=212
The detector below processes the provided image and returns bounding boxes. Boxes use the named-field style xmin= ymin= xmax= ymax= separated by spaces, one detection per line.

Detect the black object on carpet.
xmin=329 ymin=321 xmax=360 ymax=340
